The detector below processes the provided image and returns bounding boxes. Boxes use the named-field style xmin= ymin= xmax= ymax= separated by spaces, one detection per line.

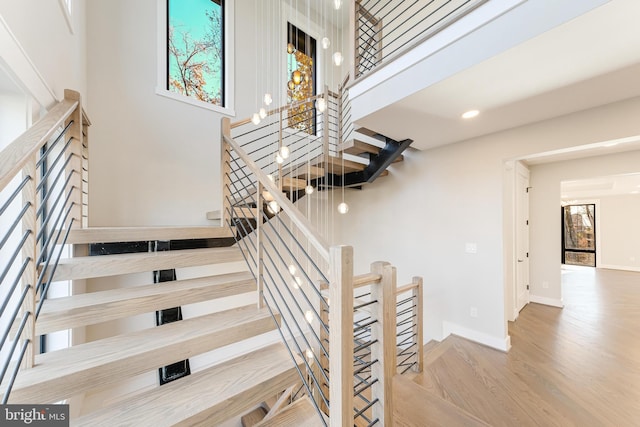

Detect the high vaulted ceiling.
xmin=356 ymin=0 xmax=640 ymax=151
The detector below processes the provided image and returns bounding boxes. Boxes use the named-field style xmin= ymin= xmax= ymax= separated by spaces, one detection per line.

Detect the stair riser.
xmin=8 ymin=315 xmax=278 ymax=404
xmin=37 ymin=277 xmax=256 ymax=334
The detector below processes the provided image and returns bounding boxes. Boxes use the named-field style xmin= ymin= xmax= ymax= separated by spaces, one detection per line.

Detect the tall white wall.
xmin=530 ymin=155 xmax=640 ymax=297
xmin=86 ymin=0 xmax=346 ymax=227
xmin=0 ymin=0 xmax=87 ymax=107
xmin=340 ymin=96 xmax=640 ymax=349
xmin=599 ymin=194 xmax=640 ymax=271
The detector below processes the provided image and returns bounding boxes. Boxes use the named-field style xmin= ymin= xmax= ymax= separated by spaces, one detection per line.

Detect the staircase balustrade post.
xmin=370 ymin=261 xmax=396 ymax=426
xmin=20 ymin=155 xmax=38 ymax=368
xmin=329 ymin=245 xmax=354 ymax=427
xmin=412 ymin=276 xmax=424 ymax=372
xmin=221 ymin=117 xmax=232 ymax=228
xmin=64 ymin=90 xmax=83 ymax=229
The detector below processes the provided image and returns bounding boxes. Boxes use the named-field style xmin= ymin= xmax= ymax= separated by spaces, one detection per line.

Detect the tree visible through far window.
xmin=168 ymin=0 xmax=224 ymax=106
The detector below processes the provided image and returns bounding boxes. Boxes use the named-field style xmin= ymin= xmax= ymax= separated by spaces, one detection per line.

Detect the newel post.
xmin=220 ymin=117 xmax=232 ymax=228
xmin=329 ymin=245 xmax=354 ymax=427
xmin=371 ymin=261 xmax=396 ymax=426
xmin=64 ymin=90 xmax=83 ymax=229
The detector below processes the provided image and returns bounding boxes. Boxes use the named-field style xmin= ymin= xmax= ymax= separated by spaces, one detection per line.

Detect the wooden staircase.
xmin=1 ymin=226 xmax=307 ymax=426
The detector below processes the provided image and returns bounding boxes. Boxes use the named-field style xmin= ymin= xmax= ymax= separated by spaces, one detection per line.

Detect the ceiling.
xmin=357 ymin=0 xmax=640 ymax=151
xmin=0 ymin=65 xmax=23 ymax=95
xmin=562 ymin=173 xmax=640 ymax=200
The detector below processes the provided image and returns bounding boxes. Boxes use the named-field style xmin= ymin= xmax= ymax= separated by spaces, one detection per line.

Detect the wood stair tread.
xmin=313 ymin=155 xmax=366 ymax=173
xmin=280 ymin=177 xmax=306 ymax=191
xmin=65 ymin=226 xmax=234 ymax=244
xmin=286 ymin=165 xmax=325 ymax=180
xmin=256 ymin=396 xmax=324 ymax=427
xmin=393 ymin=375 xmax=490 ymax=426
xmin=37 ymin=271 xmax=256 ymax=334
xmin=3 ymin=305 xmax=278 ymax=403
xmin=48 ymin=246 xmax=245 ymax=282
xmin=338 ymin=139 xmax=381 ymax=156
xmin=72 ymin=343 xmax=301 ymax=427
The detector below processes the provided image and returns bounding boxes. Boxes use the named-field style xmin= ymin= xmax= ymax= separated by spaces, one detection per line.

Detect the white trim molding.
xmin=58 ymin=0 xmax=74 ymax=34
xmin=156 ymin=0 xmax=236 ymax=117
xmin=0 ymin=14 xmax=58 ymax=108
xmin=598 ymin=264 xmax=640 ymax=273
xmin=529 ymin=295 xmax=564 ymax=308
xmin=442 ymin=321 xmax=511 ymax=352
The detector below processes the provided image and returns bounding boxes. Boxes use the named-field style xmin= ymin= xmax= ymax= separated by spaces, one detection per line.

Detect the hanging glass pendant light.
xmin=292 ymin=70 xmax=303 ymax=85
xmin=259 ymin=108 xmax=267 ymax=119
xmin=316 ymin=97 xmax=327 ymax=112
xmin=268 ymin=201 xmax=279 ymax=214
xmin=338 ymin=202 xmax=349 ymax=214
xmin=275 ymin=153 xmax=284 ymax=164
xmin=322 ymin=37 xmax=331 ymax=49
xmin=251 ymin=113 xmax=261 ymax=125
xmin=305 ymin=185 xmax=314 ymax=195
xmin=333 ymin=52 xmax=343 ymax=66
xmin=264 ymin=93 xmax=273 ymax=105
xmin=334 ymin=0 xmax=342 ymax=10
xmin=279 ymin=146 xmax=290 ymax=159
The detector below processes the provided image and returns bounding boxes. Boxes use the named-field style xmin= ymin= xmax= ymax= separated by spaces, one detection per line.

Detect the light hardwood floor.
xmin=401 ymin=266 xmax=640 ymax=426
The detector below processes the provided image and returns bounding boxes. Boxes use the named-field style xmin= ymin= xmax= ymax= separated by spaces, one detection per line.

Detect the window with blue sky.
xmin=168 ymin=0 xmax=224 ymax=106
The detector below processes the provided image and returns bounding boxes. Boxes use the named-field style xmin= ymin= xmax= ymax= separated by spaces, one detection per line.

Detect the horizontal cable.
xmin=0 ymin=230 xmax=31 ymax=285
xmin=36 ymin=121 xmax=74 ymax=168
xmin=0 ymin=202 xmax=31 ymax=252
xmin=0 ymin=175 xmax=30 ymax=217
xmin=0 ymin=284 xmax=30 ymax=353
xmin=36 ymin=137 xmax=73 ymax=192
xmin=0 ymin=257 xmax=30 ymax=319
xmin=36 ymin=218 xmax=74 ymax=317
xmin=1 ymin=338 xmax=30 ymax=404
xmin=36 ymin=154 xmax=74 ymax=219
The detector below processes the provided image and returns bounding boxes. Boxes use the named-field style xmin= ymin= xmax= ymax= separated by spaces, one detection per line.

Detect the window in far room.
xmin=287 ymin=22 xmax=317 ymax=134
xmin=167 ymin=0 xmax=225 ymax=106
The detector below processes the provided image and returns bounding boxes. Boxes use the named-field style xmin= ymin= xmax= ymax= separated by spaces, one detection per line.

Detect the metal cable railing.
xmin=0 ymin=90 xmax=88 ymax=403
xmin=223 ymin=130 xmax=332 ymax=425
xmin=354 ymin=0 xmax=487 ymax=79
xmin=395 ymin=278 xmax=424 ymax=374
xmin=222 ymin=84 xmax=421 ymax=425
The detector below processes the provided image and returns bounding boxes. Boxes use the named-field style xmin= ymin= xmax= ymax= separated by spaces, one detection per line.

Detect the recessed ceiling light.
xmin=462 ymin=110 xmax=480 ymax=119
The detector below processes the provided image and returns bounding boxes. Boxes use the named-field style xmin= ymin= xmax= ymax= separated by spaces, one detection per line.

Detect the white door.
xmin=515 ymin=162 xmax=530 ymax=313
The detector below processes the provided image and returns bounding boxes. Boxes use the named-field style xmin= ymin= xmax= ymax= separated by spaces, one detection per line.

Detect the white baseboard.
xmin=598 ymin=264 xmax=640 ymax=273
xmin=529 ymin=295 xmax=564 ymax=308
xmin=442 ymin=321 xmax=511 ymax=352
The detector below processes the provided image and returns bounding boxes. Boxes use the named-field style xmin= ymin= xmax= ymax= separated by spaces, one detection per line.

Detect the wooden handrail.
xmin=222 ymin=131 xmax=330 ymax=261
xmin=0 ymin=95 xmax=79 ymax=192
xmin=396 ymin=282 xmax=420 ymax=295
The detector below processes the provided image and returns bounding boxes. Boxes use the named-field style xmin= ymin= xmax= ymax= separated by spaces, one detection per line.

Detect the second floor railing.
xmin=353 ymin=0 xmax=487 ymax=80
